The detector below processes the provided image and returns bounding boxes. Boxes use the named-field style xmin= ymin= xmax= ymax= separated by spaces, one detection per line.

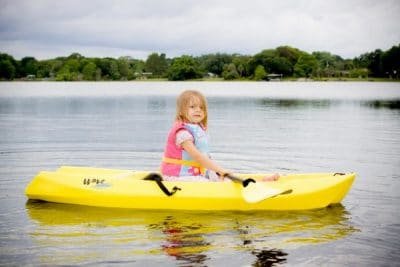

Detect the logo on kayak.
xmin=83 ymin=178 xmax=111 ymax=188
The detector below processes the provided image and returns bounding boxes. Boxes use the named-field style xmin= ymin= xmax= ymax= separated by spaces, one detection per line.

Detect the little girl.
xmin=160 ymin=90 xmax=279 ymax=182
xmin=160 ymin=90 xmax=228 ymax=181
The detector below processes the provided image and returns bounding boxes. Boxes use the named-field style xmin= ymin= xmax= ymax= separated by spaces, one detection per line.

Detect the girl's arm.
xmin=181 ymin=140 xmax=229 ymax=177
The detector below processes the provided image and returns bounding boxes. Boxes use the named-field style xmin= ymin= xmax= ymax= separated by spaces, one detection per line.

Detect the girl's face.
xmin=186 ymin=98 xmax=205 ymax=124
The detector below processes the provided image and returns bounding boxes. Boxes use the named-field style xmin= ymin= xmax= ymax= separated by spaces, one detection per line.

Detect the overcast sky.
xmin=0 ymin=0 xmax=399 ymax=60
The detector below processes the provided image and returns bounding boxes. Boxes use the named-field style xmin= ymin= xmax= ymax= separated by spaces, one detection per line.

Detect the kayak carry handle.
xmin=143 ymin=173 xmax=181 ymax=196
xmin=334 ymin=173 xmax=345 ymax=176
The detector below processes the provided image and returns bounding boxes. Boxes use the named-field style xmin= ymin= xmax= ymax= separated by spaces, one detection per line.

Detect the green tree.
xmin=167 ymin=55 xmax=202 ymax=81
xmin=249 ymin=49 xmax=276 ymax=74
xmin=133 ymin=59 xmax=145 ymax=77
xmin=56 ymin=66 xmax=73 ymax=81
xmin=110 ymin=61 xmax=120 ymax=80
xmin=381 ymin=44 xmax=400 ymax=78
xmin=145 ymin=53 xmax=168 ymax=77
xmin=0 ymin=59 xmax=16 ymax=80
xmin=67 ymin=52 xmax=83 ymax=60
xmin=0 ymin=53 xmax=17 ymax=79
xmin=82 ymin=62 xmax=97 ymax=80
xmin=20 ymin=56 xmax=38 ymax=77
xmin=270 ymin=56 xmax=293 ymax=75
xmin=36 ymin=60 xmax=54 ymax=78
xmin=342 ymin=59 xmax=354 ymax=71
xmin=254 ymin=65 xmax=267 ymax=80
xmin=117 ymin=57 xmax=130 ymax=80
xmin=64 ymin=58 xmax=80 ymax=73
xmin=313 ymin=51 xmax=337 ymax=77
xmin=276 ymin=46 xmax=302 ymax=65
xmin=222 ymin=63 xmax=239 ymax=80
xmin=0 ymin=53 xmax=18 ymax=79
xmin=232 ymin=55 xmax=251 ymax=77
xmin=96 ymin=58 xmax=113 ymax=79
xmin=48 ymin=60 xmax=63 ymax=79
xmin=55 ymin=56 xmax=80 ymax=81
xmin=369 ymin=50 xmax=384 ymax=77
xmin=95 ymin=68 xmax=102 ymax=81
xmin=294 ymin=53 xmax=318 ymax=77
xmin=201 ymin=53 xmax=233 ymax=76
xmin=349 ymin=68 xmax=369 ymax=78
xmin=249 ymin=49 xmax=293 ymax=76
xmin=354 ymin=49 xmax=384 ymax=77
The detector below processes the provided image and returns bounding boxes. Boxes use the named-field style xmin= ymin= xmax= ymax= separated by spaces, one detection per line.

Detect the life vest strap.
xmin=162 ymin=157 xmax=201 ymax=167
xmin=162 ymin=157 xmax=206 ymax=174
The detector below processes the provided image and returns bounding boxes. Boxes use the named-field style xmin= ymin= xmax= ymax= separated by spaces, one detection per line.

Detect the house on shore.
xmin=135 ymin=72 xmax=153 ymax=80
xmin=266 ymin=74 xmax=283 ymax=81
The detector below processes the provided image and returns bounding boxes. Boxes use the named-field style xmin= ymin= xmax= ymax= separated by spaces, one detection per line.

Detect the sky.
xmin=0 ymin=0 xmax=399 ymax=60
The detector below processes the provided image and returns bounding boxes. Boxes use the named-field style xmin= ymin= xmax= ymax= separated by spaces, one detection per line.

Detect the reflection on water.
xmin=363 ymin=100 xmax=400 ymax=110
xmin=259 ymin=98 xmax=400 ymax=110
xmin=258 ymin=99 xmax=332 ymax=109
xmin=149 ymin=216 xmax=210 ymax=266
xmin=252 ymin=249 xmax=288 ymax=267
xmin=25 ymin=201 xmax=358 ymax=266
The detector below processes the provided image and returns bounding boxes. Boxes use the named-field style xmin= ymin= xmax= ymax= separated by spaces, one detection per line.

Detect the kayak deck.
xmin=25 ymin=166 xmax=355 ymax=211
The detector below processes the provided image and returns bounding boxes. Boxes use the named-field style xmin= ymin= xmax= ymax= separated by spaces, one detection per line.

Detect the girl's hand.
xmin=216 ymin=170 xmax=231 ymax=179
xmin=262 ymin=173 xmax=280 ymax=182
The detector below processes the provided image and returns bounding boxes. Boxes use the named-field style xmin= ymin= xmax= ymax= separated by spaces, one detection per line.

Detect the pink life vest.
xmin=161 ymin=121 xmax=209 ymax=176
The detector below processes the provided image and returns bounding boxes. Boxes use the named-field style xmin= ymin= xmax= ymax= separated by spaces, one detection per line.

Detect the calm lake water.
xmin=0 ymin=81 xmax=399 ymax=266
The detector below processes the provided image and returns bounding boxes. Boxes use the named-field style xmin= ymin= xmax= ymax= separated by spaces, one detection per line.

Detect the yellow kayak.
xmin=25 ymin=166 xmax=355 ymax=211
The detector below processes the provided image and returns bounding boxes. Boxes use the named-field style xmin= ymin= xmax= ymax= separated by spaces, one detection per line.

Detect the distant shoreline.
xmin=2 ymin=77 xmax=399 ymax=83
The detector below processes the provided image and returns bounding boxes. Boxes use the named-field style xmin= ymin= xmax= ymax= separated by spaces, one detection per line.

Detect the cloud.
xmin=0 ymin=0 xmax=399 ymax=59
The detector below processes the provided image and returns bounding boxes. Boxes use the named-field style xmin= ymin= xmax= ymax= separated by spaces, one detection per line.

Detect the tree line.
xmin=0 ymin=44 xmax=399 ymax=81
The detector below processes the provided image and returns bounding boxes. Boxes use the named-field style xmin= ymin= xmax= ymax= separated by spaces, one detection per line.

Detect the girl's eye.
xmin=188 ymin=104 xmax=203 ymax=110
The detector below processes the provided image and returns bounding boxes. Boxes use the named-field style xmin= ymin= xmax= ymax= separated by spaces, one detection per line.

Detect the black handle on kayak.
xmin=143 ymin=173 xmax=181 ymax=196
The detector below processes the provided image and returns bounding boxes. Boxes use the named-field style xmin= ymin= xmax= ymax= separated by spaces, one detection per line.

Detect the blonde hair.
xmin=175 ymin=90 xmax=208 ymax=128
